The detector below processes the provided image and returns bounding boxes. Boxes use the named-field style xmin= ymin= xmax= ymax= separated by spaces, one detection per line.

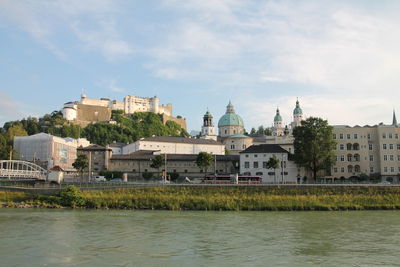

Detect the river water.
xmin=1 ymin=209 xmax=399 ymax=266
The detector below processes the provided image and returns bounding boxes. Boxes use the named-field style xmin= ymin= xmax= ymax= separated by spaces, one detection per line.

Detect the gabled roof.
xmin=239 ymin=144 xmax=289 ymax=154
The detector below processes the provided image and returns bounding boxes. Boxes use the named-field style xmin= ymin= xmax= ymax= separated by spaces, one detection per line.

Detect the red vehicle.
xmin=203 ymin=175 xmax=262 ymax=184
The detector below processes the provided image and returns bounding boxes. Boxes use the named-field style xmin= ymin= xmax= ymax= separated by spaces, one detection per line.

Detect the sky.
xmin=1 ymin=0 xmax=400 ymax=133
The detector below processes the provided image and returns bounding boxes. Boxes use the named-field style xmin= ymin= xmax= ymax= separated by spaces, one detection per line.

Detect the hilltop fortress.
xmin=62 ymin=94 xmax=186 ymax=129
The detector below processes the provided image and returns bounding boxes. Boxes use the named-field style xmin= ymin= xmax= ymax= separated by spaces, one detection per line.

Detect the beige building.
xmin=13 ymin=133 xmax=90 ymax=171
xmin=109 ymin=151 xmax=239 ymax=180
xmin=331 ymin=117 xmax=400 ymax=182
xmin=122 ymin=136 xmax=225 ymax=155
xmin=77 ymin=144 xmax=112 ymax=174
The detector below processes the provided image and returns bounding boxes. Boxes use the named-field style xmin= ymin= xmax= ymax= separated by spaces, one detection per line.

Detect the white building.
xmin=13 ymin=133 xmax=90 ymax=171
xmin=239 ymin=144 xmax=303 ymax=183
xmin=62 ymin=94 xmax=173 ymax=121
xmin=122 ymin=136 xmax=225 ymax=155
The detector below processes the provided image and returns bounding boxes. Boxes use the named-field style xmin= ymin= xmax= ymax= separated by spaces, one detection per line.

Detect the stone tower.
xmin=273 ymin=108 xmax=284 ymax=136
xmin=201 ymin=110 xmax=217 ymax=140
xmin=293 ymin=98 xmax=304 ymax=127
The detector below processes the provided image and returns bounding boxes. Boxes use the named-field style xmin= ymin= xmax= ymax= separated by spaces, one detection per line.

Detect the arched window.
xmin=256 ymin=172 xmax=263 ymax=175
xmin=347 ymin=154 xmax=353 ymax=162
xmin=347 ymin=143 xmax=352 ymax=150
xmin=354 ymin=154 xmax=360 ymax=162
xmin=354 ymin=165 xmax=360 ymax=173
xmin=353 ymin=143 xmax=360 ymax=150
xmin=347 ymin=165 xmax=353 ymax=173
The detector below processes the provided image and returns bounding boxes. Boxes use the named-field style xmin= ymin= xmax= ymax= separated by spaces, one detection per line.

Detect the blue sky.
xmin=1 ymin=0 xmax=400 ymax=132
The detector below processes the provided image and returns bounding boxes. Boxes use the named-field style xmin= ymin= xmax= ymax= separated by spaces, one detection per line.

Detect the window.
xmin=334 ymin=168 xmax=338 ymax=173
xmin=340 ymin=144 xmax=344 ymax=150
xmin=395 ymin=134 xmax=399 ymax=139
xmin=347 ymin=154 xmax=353 ymax=162
xmin=230 ymin=145 xmax=235 ymax=149
xmin=398 ymin=155 xmax=400 ymax=161
xmin=353 ymin=143 xmax=359 ymax=150
xmin=340 ymin=155 xmax=345 ymax=162
xmin=383 ymin=144 xmax=387 ymax=150
xmin=348 ymin=165 xmax=353 ymax=173
xmin=347 ymin=134 xmax=351 ymax=139
xmin=370 ymin=167 xmax=374 ymax=173
xmin=354 ymin=165 xmax=360 ymax=173
xmin=333 ymin=134 xmax=337 ymax=139
xmin=253 ymin=162 xmax=259 ymax=168
xmin=389 ymin=133 xmax=393 ymax=139
xmin=389 ymin=144 xmax=394 ymax=150
xmin=254 ymin=154 xmax=258 ymax=158
xmin=339 ymin=134 xmax=344 ymax=139
xmin=263 ymin=162 xmax=268 ymax=168
xmin=384 ymin=167 xmax=388 ymax=172
xmin=245 ymin=154 xmax=249 ymax=158
xmin=397 ymin=144 xmax=400 ymax=150
xmin=391 ymin=167 xmax=395 ymax=173
xmin=368 ymin=134 xmax=371 ymax=140
xmin=383 ymin=133 xmax=386 ymax=139
xmin=390 ymin=155 xmax=394 ymax=161
xmin=384 ymin=155 xmax=388 ymax=161
xmin=244 ymin=162 xmax=250 ymax=168
xmin=369 ymin=144 xmax=373 ymax=150
xmin=369 ymin=155 xmax=374 ymax=161
xmin=354 ymin=134 xmax=358 ymax=139
xmin=341 ymin=167 xmax=345 ymax=172
xmin=347 ymin=143 xmax=352 ymax=150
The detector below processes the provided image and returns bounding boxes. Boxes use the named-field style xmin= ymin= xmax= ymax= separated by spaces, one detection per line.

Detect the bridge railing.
xmin=0 ymin=160 xmax=47 ymax=180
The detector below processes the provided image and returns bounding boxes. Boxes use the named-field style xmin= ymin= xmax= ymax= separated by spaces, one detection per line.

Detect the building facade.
xmin=77 ymin=144 xmax=112 ymax=174
xmin=122 ymin=136 xmax=225 ymax=155
xmin=109 ymin=151 xmax=239 ymax=180
xmin=13 ymin=133 xmax=90 ymax=171
xmin=331 ymin=120 xmax=400 ymax=182
xmin=239 ymin=144 xmax=303 ymax=183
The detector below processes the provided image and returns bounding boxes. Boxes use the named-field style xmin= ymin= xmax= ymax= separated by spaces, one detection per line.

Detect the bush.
xmin=59 ymin=185 xmax=85 ymax=207
xmin=99 ymin=170 xmax=123 ymax=180
xmin=142 ymin=172 xmax=153 ymax=180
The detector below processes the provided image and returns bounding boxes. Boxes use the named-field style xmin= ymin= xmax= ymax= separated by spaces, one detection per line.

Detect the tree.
xmin=195 ymin=152 xmax=213 ymax=179
xmin=72 ymin=154 xmax=88 ymax=180
xmin=150 ymin=155 xmax=165 ymax=179
xmin=266 ymin=155 xmax=280 ymax=183
xmin=250 ymin=127 xmax=256 ymax=134
xmin=293 ymin=117 xmax=337 ymax=182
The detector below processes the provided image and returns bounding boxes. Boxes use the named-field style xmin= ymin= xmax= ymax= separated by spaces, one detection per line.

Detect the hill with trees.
xmin=0 ymin=110 xmax=189 ymax=159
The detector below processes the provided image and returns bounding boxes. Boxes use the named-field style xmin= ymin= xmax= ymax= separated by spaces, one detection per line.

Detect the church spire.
xmin=393 ymin=109 xmax=398 ymax=126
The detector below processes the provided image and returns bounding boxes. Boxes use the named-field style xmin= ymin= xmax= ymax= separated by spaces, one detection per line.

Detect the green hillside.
xmin=0 ymin=110 xmax=189 ymax=159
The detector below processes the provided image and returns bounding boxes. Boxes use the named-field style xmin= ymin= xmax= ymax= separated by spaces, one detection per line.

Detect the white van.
xmin=94 ymin=176 xmax=106 ymax=182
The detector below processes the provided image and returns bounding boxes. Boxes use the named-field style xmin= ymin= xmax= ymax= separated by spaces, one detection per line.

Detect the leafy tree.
xmin=72 ymin=154 xmax=88 ymax=180
xmin=293 ymin=117 xmax=336 ymax=182
xmin=150 ymin=155 xmax=165 ymax=179
xmin=59 ymin=185 xmax=85 ymax=207
xmin=250 ymin=127 xmax=256 ymax=134
xmin=6 ymin=124 xmax=28 ymax=144
xmin=168 ymin=172 xmax=180 ymax=182
xmin=266 ymin=155 xmax=280 ymax=183
xmin=196 ymin=152 xmax=213 ymax=179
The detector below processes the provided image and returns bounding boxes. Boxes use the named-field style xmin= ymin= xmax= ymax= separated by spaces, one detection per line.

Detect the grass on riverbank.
xmin=2 ymin=185 xmax=400 ymax=211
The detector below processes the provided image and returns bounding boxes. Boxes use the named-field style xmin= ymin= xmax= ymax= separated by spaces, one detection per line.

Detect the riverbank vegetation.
xmin=2 ymin=185 xmax=400 ymax=211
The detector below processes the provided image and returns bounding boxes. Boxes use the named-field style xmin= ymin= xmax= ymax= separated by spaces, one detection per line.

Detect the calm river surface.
xmin=1 ymin=209 xmax=400 ymax=266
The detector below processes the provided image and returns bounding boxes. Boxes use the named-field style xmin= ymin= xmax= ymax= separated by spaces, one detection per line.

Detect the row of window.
xmin=244 ymin=161 xmax=287 ymax=169
xmin=333 ymin=133 xmax=400 ymax=140
xmin=382 ymin=144 xmax=400 ymax=150
xmin=383 ymin=166 xmax=400 ymax=173
xmin=333 ymin=165 xmax=361 ymax=173
xmin=383 ymin=155 xmax=400 ymax=161
xmin=337 ymin=143 xmax=360 ymax=150
xmin=230 ymin=144 xmax=246 ymax=149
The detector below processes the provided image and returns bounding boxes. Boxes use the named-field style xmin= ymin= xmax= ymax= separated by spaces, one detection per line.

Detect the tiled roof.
xmin=240 ymin=144 xmax=289 ymax=154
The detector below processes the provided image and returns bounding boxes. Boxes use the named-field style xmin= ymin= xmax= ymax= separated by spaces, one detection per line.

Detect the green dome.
xmin=274 ymin=108 xmax=282 ymax=122
xmin=218 ymin=101 xmax=244 ymax=127
xmin=293 ymin=99 xmax=303 ymax=115
xmin=218 ymin=113 xmax=244 ymax=127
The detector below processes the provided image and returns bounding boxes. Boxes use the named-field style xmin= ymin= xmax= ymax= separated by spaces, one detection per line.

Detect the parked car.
xmin=379 ymin=181 xmax=391 ymax=185
xmin=94 ymin=176 xmax=106 ymax=182
xmin=110 ymin=178 xmax=123 ymax=182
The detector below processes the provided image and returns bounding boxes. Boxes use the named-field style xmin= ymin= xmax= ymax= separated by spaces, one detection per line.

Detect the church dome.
xmin=218 ymin=101 xmax=244 ymax=127
xmin=293 ymin=99 xmax=303 ymax=115
xmin=274 ymin=108 xmax=282 ymax=122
